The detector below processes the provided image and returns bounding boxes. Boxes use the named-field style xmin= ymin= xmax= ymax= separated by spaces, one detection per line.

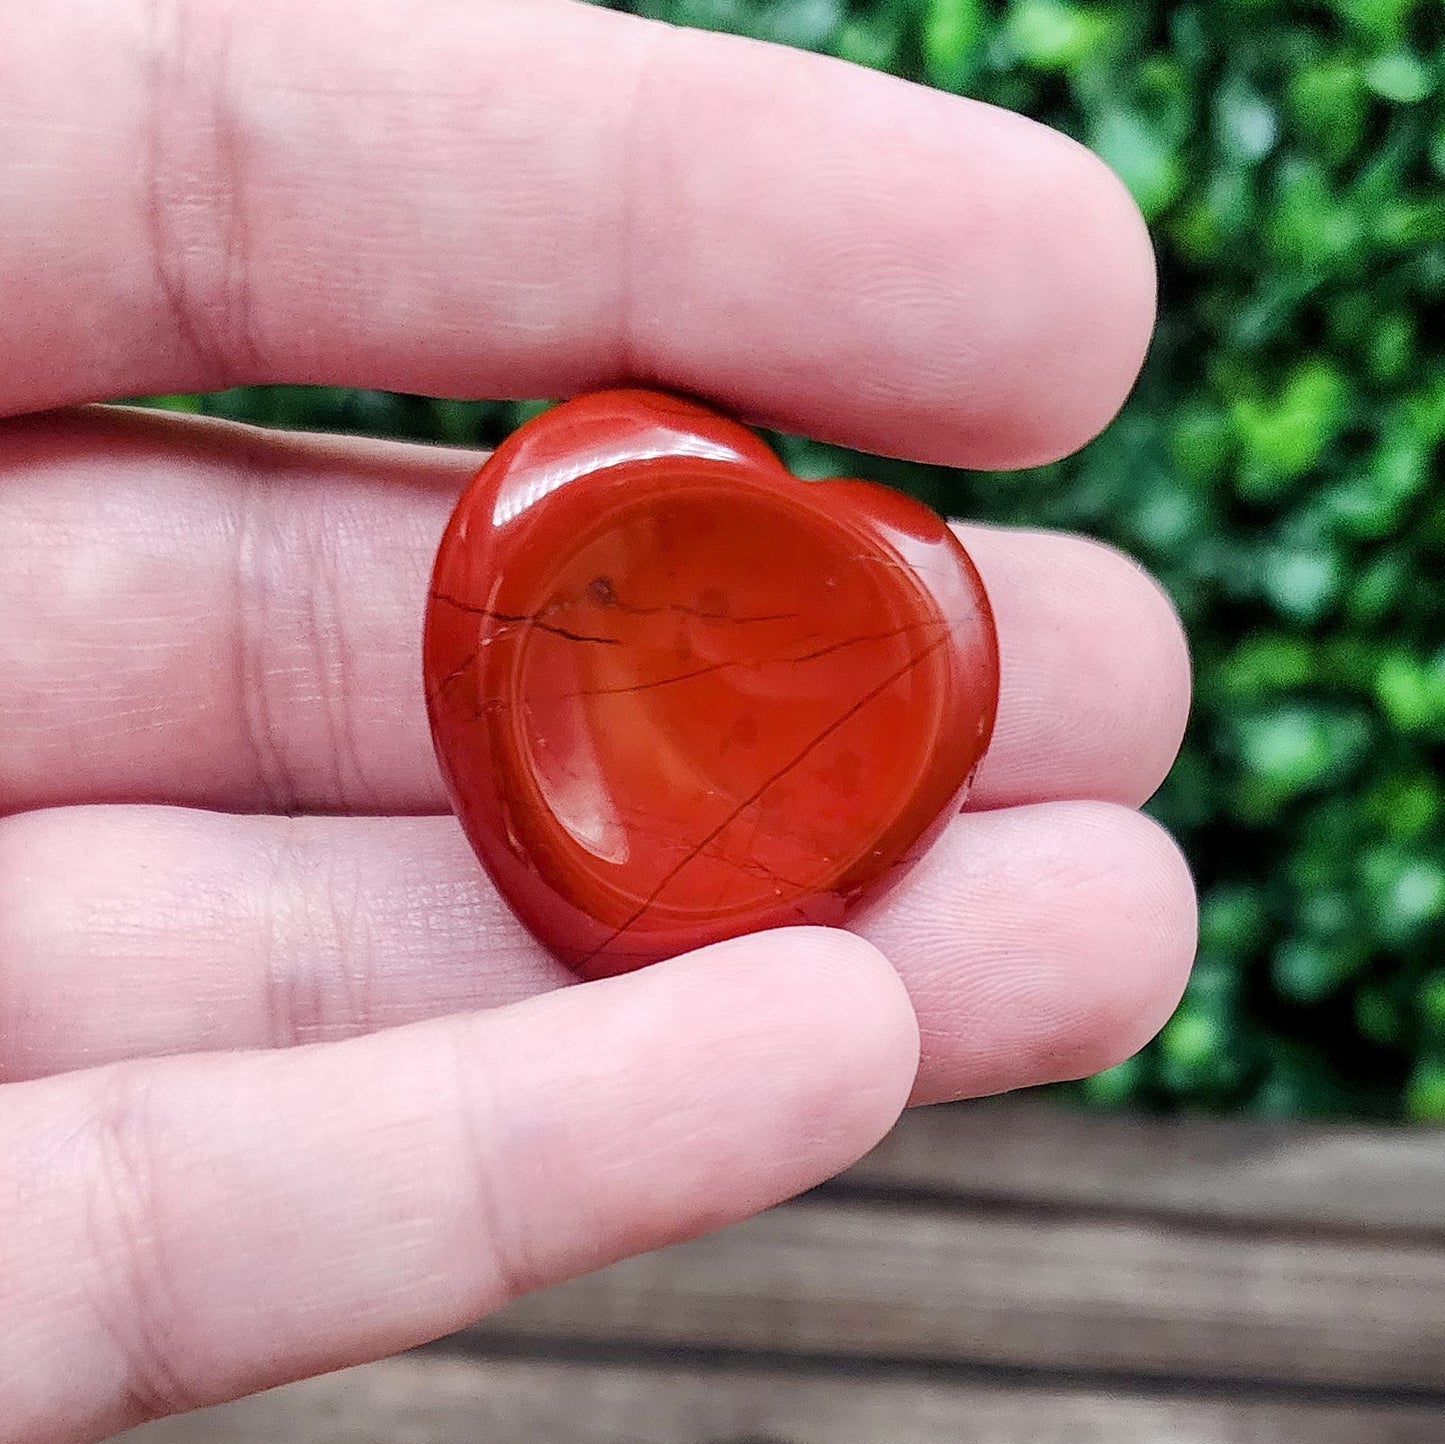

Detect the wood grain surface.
xmin=474 ymin=1192 xmax=1445 ymax=1389
xmin=116 ymin=1103 xmax=1445 ymax=1443
xmin=842 ymin=1102 xmax=1445 ymax=1234
xmin=123 ymin=1354 xmax=1445 ymax=1444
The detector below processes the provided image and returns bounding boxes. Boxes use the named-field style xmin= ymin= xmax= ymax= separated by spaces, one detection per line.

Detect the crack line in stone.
xmin=531 ymin=616 xmax=954 ymax=702
xmin=858 ymin=553 xmax=952 ymax=582
xmin=595 ymin=592 xmax=802 ymax=626
xmin=614 ymin=811 xmax=818 ymax=894
xmin=432 ymin=584 xmax=803 ymax=650
xmin=574 ymin=631 xmax=950 ymax=968
xmin=605 ymin=796 xmax=842 ymax=890
xmin=431 ymin=591 xmax=625 ymax=646
xmin=426 ymin=653 xmax=479 ymax=703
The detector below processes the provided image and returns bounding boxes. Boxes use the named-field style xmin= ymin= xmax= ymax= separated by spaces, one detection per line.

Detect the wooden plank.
xmin=843 ymin=1103 xmax=1445 ymax=1235
xmin=472 ymin=1196 xmax=1445 ymax=1391
xmin=121 ymin=1353 xmax=1445 ymax=1444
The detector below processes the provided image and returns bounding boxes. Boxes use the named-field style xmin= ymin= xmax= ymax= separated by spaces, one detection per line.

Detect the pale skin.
xmin=0 ymin=2 xmax=1197 ymax=1439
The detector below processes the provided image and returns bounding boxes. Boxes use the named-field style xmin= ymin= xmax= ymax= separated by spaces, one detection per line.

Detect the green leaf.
xmin=1361 ymin=846 xmax=1445 ymax=944
xmin=1081 ymin=1054 xmax=1145 ymax=1105
xmin=1199 ymin=885 xmax=1268 ymax=954
xmin=1169 ymin=165 xmax=1257 ymax=265
xmin=831 ymin=13 xmax=901 ymax=70
xmin=1374 ymin=649 xmax=1445 ymax=731
xmin=1214 ymin=634 xmax=1314 ymax=699
xmin=1267 ymin=159 xmax=1366 ymax=273
xmin=1170 ymin=405 xmax=1235 ymax=483
xmin=1418 ymin=974 xmax=1445 ymax=1036
xmin=1364 ymin=50 xmax=1435 ymax=105
xmin=1364 ymin=773 xmax=1445 ymax=840
xmin=1325 ymin=0 xmax=1423 ymax=45
xmin=1234 ymin=705 xmax=1371 ymax=803
xmin=1004 ymin=0 xmax=1116 ymax=71
xmin=1090 ymin=104 xmax=1185 ymax=218
xmin=1286 ymin=57 xmax=1368 ymax=163
xmin=1367 ymin=310 xmax=1416 ymax=381
xmin=1160 ymin=1006 xmax=1222 ymax=1070
xmin=922 ymin=0 xmax=987 ymax=90
xmin=1406 ymin=1058 xmax=1445 ymax=1121
xmin=1323 ymin=441 xmax=1429 ymax=540
xmin=1272 ymin=935 xmax=1363 ymax=1004
xmin=1347 ymin=552 xmax=1408 ymax=623
xmin=1259 ymin=542 xmax=1342 ymax=624
xmin=1356 ymin=986 xmax=1403 ymax=1046
xmin=1230 ymin=359 xmax=1349 ymax=495
xmin=1215 ymin=74 xmax=1278 ymax=164
xmin=136 ymin=394 xmax=204 ymax=414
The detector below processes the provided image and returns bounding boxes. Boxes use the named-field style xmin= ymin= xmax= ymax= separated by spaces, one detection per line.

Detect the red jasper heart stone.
xmin=423 ymin=390 xmax=999 ymax=980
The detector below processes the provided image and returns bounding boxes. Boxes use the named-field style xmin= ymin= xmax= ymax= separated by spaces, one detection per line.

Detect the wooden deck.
xmin=126 ymin=1100 xmax=1445 ymax=1443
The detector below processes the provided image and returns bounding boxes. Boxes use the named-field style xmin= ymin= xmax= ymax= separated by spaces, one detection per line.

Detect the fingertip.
xmin=963 ymin=123 xmax=1159 ymax=470
xmin=957 ymin=525 xmax=1191 ymax=809
xmin=862 ymin=801 xmax=1197 ymax=1105
xmin=610 ymin=30 xmax=1159 ymax=471
xmin=660 ymin=926 xmax=921 ymax=1166
xmin=1096 ymin=808 xmax=1199 ymax=1065
xmin=482 ymin=924 xmax=920 ymax=1251
xmin=1092 ymin=535 xmax=1194 ymax=804
xmin=1006 ymin=802 xmax=1199 ymax=1087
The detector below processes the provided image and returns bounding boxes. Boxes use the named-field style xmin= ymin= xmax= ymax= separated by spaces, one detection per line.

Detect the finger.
xmin=0 ymin=931 xmax=917 ymax=1438
xmin=0 ymin=409 xmax=1189 ymax=817
xmin=3 ymin=0 xmax=1152 ymax=466
xmin=863 ymin=802 xmax=1197 ymax=1105
xmin=0 ymin=410 xmax=456 ymax=817
xmin=0 ymin=802 xmax=1195 ymax=1104
xmin=959 ymin=526 xmax=1189 ymax=812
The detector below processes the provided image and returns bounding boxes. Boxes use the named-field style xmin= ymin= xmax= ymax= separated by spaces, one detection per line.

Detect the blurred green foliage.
xmin=145 ymin=0 xmax=1445 ymax=1120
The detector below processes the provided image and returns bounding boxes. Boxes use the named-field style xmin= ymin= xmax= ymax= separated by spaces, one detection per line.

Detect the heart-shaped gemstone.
xmin=424 ymin=390 xmax=999 ymax=979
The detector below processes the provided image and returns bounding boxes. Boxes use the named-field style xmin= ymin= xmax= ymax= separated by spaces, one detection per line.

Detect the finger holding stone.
xmin=0 ymin=802 xmax=1194 ymax=1102
xmin=0 ymin=409 xmax=1189 ymax=819
xmin=0 ymin=932 xmax=916 ymax=1438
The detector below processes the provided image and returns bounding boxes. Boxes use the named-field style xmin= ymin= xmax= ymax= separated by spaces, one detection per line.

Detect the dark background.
xmin=141 ymin=0 xmax=1445 ymax=1121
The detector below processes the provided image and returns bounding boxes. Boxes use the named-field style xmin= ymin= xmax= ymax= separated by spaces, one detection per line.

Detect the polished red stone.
xmin=423 ymin=390 xmax=999 ymax=979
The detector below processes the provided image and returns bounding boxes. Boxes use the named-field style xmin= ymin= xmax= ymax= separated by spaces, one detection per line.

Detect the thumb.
xmin=2 ymin=926 xmax=917 ymax=1441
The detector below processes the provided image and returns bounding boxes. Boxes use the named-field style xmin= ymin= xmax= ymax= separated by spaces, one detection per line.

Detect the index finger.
xmin=3 ymin=0 xmax=1154 ymax=467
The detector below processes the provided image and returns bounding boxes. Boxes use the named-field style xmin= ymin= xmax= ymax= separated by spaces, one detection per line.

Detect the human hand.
xmin=0 ymin=3 xmax=1195 ymax=1438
